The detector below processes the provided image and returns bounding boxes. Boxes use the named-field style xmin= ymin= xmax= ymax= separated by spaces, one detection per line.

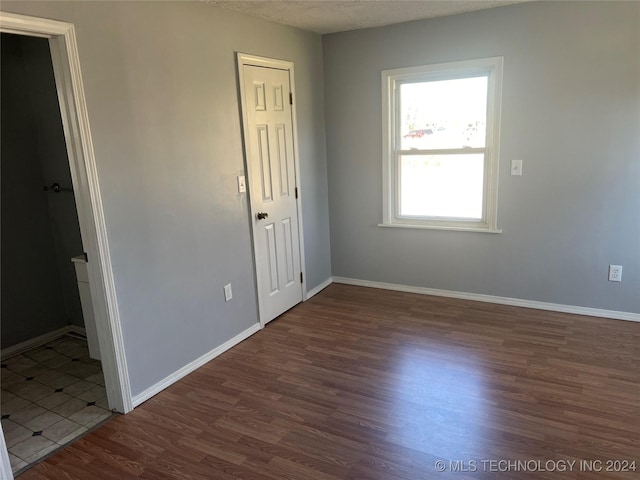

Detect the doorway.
xmin=0 ymin=32 xmax=114 ymax=475
xmin=237 ymin=54 xmax=306 ymax=326
xmin=0 ymin=11 xmax=131 ymax=479
xmin=1 ymin=33 xmax=90 ymax=354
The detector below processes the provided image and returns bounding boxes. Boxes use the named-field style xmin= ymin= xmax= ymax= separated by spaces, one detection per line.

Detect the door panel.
xmin=256 ymin=125 xmax=272 ymax=201
xmin=242 ymin=65 xmax=302 ymax=323
xmin=264 ymin=223 xmax=279 ymax=294
xmin=253 ymin=81 xmax=266 ymax=110
xmin=281 ymin=217 xmax=295 ymax=286
xmin=275 ymin=124 xmax=290 ymax=197
xmin=273 ymin=84 xmax=284 ymax=111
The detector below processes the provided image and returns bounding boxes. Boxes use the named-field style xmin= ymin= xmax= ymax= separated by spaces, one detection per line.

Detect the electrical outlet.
xmin=608 ymin=265 xmax=623 ymax=282
xmin=224 ymin=283 xmax=233 ymax=301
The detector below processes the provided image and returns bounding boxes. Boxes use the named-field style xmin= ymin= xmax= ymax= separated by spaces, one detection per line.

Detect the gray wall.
xmin=1 ymin=34 xmax=70 ymax=348
xmin=1 ymin=1 xmax=332 ymax=396
xmin=323 ymin=1 xmax=640 ymax=313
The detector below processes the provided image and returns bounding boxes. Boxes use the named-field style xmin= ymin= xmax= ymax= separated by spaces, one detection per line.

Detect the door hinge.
xmin=300 ymin=272 xmax=303 ymax=284
xmin=289 ymin=92 xmax=293 ymax=105
xmin=295 ymin=187 xmax=298 ymax=199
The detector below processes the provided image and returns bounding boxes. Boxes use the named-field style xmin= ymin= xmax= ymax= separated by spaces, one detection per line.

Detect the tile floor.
xmin=1 ymin=334 xmax=113 ymax=475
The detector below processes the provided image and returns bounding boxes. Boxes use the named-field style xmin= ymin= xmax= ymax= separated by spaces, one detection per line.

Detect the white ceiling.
xmin=208 ymin=0 xmax=530 ymax=35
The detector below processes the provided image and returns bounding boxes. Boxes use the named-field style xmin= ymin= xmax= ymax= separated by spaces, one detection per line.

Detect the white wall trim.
xmin=131 ymin=323 xmax=261 ymax=408
xmin=333 ymin=277 xmax=640 ymax=323
xmin=67 ymin=325 xmax=87 ymax=337
xmin=381 ymin=57 xmax=503 ymax=232
xmin=306 ymin=277 xmax=333 ymax=299
xmin=0 ymin=11 xmax=132 ymax=413
xmin=1 ymin=326 xmax=72 ymax=361
xmin=0 ymin=421 xmax=12 ymax=480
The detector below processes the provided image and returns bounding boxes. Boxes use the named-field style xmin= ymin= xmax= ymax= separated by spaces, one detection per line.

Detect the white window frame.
xmin=381 ymin=57 xmax=503 ymax=233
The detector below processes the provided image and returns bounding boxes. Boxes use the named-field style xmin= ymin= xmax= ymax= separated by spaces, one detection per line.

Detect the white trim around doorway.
xmin=0 ymin=12 xmax=132 ymax=417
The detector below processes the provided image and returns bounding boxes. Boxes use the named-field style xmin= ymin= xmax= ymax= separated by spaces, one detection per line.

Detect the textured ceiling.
xmin=208 ymin=0 xmax=530 ymax=35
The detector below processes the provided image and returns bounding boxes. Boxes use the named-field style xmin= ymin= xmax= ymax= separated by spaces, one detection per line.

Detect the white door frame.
xmin=0 ymin=12 xmax=132 ymax=416
xmin=0 ymin=422 xmax=11 ymax=480
xmin=237 ymin=53 xmax=307 ymax=328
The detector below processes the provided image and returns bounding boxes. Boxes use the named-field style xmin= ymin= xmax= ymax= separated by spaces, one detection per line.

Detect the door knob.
xmin=256 ymin=212 xmax=269 ymax=220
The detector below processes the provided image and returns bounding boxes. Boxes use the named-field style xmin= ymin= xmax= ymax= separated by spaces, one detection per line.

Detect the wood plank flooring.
xmin=17 ymin=284 xmax=639 ymax=479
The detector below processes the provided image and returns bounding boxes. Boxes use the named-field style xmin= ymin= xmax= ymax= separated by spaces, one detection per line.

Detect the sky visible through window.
xmin=399 ymin=76 xmax=488 ymax=219
xmin=400 ymin=76 xmax=488 ymax=150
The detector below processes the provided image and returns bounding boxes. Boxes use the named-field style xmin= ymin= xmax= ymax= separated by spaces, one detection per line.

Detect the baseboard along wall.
xmin=1 ymin=325 xmax=87 ymax=361
xmin=331 ymin=277 xmax=640 ymax=323
xmin=131 ymin=322 xmax=261 ymax=407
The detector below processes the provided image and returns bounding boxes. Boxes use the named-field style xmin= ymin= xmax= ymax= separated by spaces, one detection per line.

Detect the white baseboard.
xmin=306 ymin=277 xmax=333 ymax=299
xmin=132 ymin=322 xmax=261 ymax=408
xmin=68 ymin=325 xmax=87 ymax=337
xmin=1 ymin=325 xmax=79 ymax=361
xmin=332 ymin=277 xmax=640 ymax=323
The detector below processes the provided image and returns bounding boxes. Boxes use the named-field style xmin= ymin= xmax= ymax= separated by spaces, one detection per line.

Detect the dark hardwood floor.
xmin=18 ymin=284 xmax=639 ymax=479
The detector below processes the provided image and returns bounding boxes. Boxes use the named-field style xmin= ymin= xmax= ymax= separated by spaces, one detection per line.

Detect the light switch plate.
xmin=237 ymin=175 xmax=246 ymax=193
xmin=511 ymin=160 xmax=523 ymax=176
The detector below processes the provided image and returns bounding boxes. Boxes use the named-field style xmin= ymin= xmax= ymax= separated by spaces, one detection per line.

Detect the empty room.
xmin=0 ymin=1 xmax=638 ymax=479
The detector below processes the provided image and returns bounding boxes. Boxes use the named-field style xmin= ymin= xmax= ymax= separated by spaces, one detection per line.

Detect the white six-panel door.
xmin=241 ymin=63 xmax=303 ymax=324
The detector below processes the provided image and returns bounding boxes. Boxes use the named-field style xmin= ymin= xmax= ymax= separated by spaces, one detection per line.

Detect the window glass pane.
xmin=400 ymin=76 xmax=488 ymax=150
xmin=399 ymin=154 xmax=484 ymax=219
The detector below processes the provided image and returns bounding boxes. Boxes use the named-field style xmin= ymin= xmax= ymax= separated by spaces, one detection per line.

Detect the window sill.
xmin=378 ymin=223 xmax=502 ymax=233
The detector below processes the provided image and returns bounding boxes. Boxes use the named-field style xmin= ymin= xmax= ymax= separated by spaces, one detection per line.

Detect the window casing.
xmin=381 ymin=57 xmax=503 ymax=232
